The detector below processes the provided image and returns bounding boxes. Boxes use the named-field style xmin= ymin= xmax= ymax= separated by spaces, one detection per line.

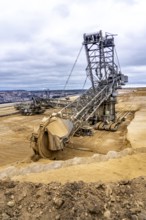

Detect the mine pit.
xmin=1 ymin=91 xmax=146 ymax=220
xmin=0 ymin=88 xmax=146 ymax=183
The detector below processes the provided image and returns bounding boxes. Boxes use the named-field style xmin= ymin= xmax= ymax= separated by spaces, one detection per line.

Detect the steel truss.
xmin=59 ymin=30 xmax=128 ymax=133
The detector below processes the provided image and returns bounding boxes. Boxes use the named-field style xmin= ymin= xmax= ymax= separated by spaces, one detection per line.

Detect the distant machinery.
xmin=15 ymin=97 xmax=46 ymax=115
xmin=15 ymin=96 xmax=73 ymax=116
xmin=31 ymin=30 xmax=128 ymax=158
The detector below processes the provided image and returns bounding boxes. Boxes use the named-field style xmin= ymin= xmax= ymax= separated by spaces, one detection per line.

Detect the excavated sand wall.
xmin=127 ymin=108 xmax=146 ymax=149
xmin=0 ymin=148 xmax=133 ymax=179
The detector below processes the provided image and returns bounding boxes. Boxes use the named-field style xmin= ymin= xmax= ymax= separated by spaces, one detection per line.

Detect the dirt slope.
xmin=1 ymin=177 xmax=146 ymax=220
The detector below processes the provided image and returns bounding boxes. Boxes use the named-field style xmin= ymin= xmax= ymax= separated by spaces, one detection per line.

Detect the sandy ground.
xmin=0 ymin=88 xmax=146 ymax=184
xmin=127 ymin=109 xmax=146 ymax=149
xmin=10 ymin=152 xmax=146 ymax=183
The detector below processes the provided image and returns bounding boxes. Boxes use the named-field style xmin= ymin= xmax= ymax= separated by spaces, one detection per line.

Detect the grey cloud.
xmin=118 ymin=31 xmax=146 ymax=68
xmin=113 ymin=0 xmax=137 ymax=4
xmin=122 ymin=65 xmax=146 ymax=85
xmin=0 ymin=44 xmax=87 ymax=90
xmin=0 ymin=12 xmax=45 ymax=44
xmin=0 ymin=22 xmax=32 ymax=43
xmin=53 ymin=4 xmax=70 ymax=18
xmin=128 ymin=46 xmax=146 ymax=67
xmin=0 ymin=0 xmax=146 ymax=90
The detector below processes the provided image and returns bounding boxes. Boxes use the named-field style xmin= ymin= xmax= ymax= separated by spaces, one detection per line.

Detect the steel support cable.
xmin=75 ymin=75 xmax=88 ymax=110
xmin=115 ymin=47 xmax=121 ymax=71
xmin=62 ymin=45 xmax=83 ymax=93
xmin=82 ymin=75 xmax=88 ymax=91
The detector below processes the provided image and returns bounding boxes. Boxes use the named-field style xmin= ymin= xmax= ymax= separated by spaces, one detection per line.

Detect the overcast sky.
xmin=0 ymin=0 xmax=145 ymax=90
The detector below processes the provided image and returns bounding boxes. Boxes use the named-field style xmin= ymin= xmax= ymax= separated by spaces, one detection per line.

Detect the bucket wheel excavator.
xmin=30 ymin=30 xmax=128 ymax=158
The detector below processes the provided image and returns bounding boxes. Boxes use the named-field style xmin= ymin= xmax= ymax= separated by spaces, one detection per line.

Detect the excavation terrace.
xmin=0 ymin=88 xmax=146 ymax=219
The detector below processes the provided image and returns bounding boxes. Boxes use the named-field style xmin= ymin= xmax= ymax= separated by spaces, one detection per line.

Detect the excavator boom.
xmin=31 ymin=30 xmax=128 ymax=158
